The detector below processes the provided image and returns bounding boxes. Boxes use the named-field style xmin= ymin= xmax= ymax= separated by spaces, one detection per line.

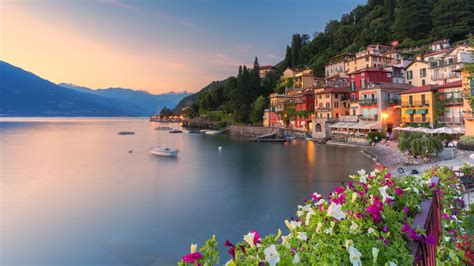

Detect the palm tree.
xmin=398 ymin=132 xmax=443 ymax=158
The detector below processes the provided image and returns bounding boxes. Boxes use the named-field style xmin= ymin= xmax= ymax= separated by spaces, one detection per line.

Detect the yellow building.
xmin=293 ymin=68 xmax=317 ymax=89
xmin=405 ymin=61 xmax=431 ymax=86
xmin=461 ymin=69 xmax=474 ymax=136
xmin=346 ymin=45 xmax=399 ymax=73
xmin=400 ymin=85 xmax=437 ymax=127
xmin=314 ymin=87 xmax=350 ymax=120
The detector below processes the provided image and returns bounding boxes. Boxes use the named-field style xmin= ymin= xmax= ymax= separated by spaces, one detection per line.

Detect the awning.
xmin=416 ymin=109 xmax=428 ymax=114
xmin=405 ymin=109 xmax=415 ymax=114
xmin=330 ymin=121 xmax=381 ymax=130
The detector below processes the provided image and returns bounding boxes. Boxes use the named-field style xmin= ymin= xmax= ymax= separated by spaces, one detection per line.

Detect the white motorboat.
xmin=204 ymin=130 xmax=222 ymax=135
xmin=150 ymin=146 xmax=179 ymax=157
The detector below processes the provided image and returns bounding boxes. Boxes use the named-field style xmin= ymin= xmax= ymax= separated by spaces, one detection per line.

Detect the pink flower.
xmin=403 ymin=207 xmax=409 ymax=214
xmin=356 ymin=212 xmax=362 ymax=219
xmin=425 ymin=233 xmax=436 ymax=245
xmin=366 ymin=196 xmax=384 ymax=222
xmin=331 ymin=193 xmax=346 ymax=204
xmin=395 ymin=187 xmax=404 ymax=196
xmin=312 ymin=193 xmax=322 ymax=202
xmin=334 ymin=186 xmax=345 ymax=194
xmin=385 ymin=173 xmax=391 ymax=179
xmin=181 ymin=252 xmax=202 ymax=264
xmin=251 ymin=230 xmax=260 ymax=244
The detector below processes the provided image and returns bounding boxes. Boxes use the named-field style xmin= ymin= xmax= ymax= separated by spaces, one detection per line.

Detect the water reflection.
xmin=0 ymin=118 xmax=374 ymax=265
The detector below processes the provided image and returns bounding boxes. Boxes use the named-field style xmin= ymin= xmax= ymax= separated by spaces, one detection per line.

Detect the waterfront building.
xmin=282 ymin=67 xmax=297 ymax=79
xmin=400 ymin=85 xmax=438 ymax=128
xmin=259 ymin=65 xmax=275 ymax=79
xmin=437 ymin=80 xmax=464 ymax=126
xmin=312 ymin=87 xmax=350 ymax=139
xmin=405 ymin=61 xmax=432 ymax=86
xmin=288 ymin=88 xmax=315 ymax=131
xmin=265 ymin=93 xmax=289 ymax=128
xmin=428 ymin=44 xmax=473 ymax=85
xmin=348 ymin=68 xmax=393 ymax=116
xmin=325 ymin=53 xmax=355 ymax=79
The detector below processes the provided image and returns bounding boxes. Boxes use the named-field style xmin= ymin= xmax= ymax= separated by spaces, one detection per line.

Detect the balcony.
xmin=444 ymin=97 xmax=463 ymax=105
xmin=359 ymin=99 xmax=378 ymax=106
xmin=316 ymin=107 xmax=331 ymax=112
xmin=438 ymin=116 xmax=463 ymax=124
xmin=402 ymin=117 xmax=431 ymax=123
xmin=359 ymin=115 xmax=378 ymax=121
xmin=412 ymin=101 xmax=429 ymax=107
xmin=385 ymin=99 xmax=400 ymax=106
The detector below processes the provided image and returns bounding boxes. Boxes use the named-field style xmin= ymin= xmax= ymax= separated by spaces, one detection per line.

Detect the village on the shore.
xmin=260 ymin=39 xmax=473 ymax=144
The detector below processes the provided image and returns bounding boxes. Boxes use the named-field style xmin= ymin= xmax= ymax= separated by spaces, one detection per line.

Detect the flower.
xmin=181 ymin=252 xmax=202 ymax=264
xmin=389 ymin=261 xmax=397 ymax=266
xmin=243 ymin=230 xmax=260 ymax=248
xmin=314 ymin=199 xmax=326 ymax=206
xmin=264 ymin=245 xmax=280 ymax=266
xmin=292 ymin=253 xmax=300 ymax=264
xmin=316 ymin=222 xmax=323 ymax=233
xmin=395 ymin=187 xmax=404 ymax=196
xmin=297 ymin=232 xmax=307 ymax=241
xmin=348 ymin=245 xmax=362 ymax=266
xmin=379 ymin=186 xmax=394 ymax=202
xmin=350 ymin=221 xmax=358 ymax=233
xmin=368 ymin=227 xmax=375 ymax=234
xmin=382 ymin=225 xmax=389 ymax=233
xmin=372 ymin=247 xmax=379 ymax=263
xmin=345 ymin=239 xmax=353 ymax=249
xmin=351 ymin=192 xmax=358 ymax=202
xmin=285 ymin=220 xmax=301 ymax=230
xmin=327 ymin=202 xmax=346 ymax=220
xmin=312 ymin=192 xmax=322 ymax=201
xmin=335 ymin=186 xmax=345 ymax=194
xmin=324 ymin=227 xmax=333 ymax=235
xmin=190 ymin=243 xmax=197 ymax=253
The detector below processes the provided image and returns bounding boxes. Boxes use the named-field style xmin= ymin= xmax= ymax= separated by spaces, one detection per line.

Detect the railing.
xmin=316 ymin=107 xmax=331 ymax=111
xmin=359 ymin=99 xmax=378 ymax=106
xmin=412 ymin=177 xmax=442 ymax=265
xmin=414 ymin=101 xmax=429 ymax=107
xmin=359 ymin=115 xmax=378 ymax=121
xmin=402 ymin=117 xmax=431 ymax=123
xmin=438 ymin=116 xmax=464 ymax=124
xmin=385 ymin=99 xmax=401 ymax=106
xmin=444 ymin=98 xmax=463 ymax=105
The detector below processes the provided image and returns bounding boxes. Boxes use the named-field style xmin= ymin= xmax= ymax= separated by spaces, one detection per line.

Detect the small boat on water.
xmin=150 ymin=146 xmax=179 ymax=157
xmin=201 ymin=129 xmax=223 ymax=135
xmin=118 ymin=131 xmax=135 ymax=135
xmin=169 ymin=129 xmax=183 ymax=133
xmin=155 ymin=126 xmax=172 ymax=131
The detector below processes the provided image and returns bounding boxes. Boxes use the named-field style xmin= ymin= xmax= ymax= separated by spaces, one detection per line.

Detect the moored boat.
xmin=150 ymin=146 xmax=179 ymax=157
xmin=155 ymin=126 xmax=172 ymax=131
xmin=169 ymin=129 xmax=183 ymax=133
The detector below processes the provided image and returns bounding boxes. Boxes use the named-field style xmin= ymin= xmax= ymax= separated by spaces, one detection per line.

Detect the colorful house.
xmin=461 ymin=68 xmax=474 ymax=135
xmin=437 ymin=80 xmax=464 ymax=126
xmin=400 ymin=85 xmax=437 ymax=127
xmin=314 ymin=87 xmax=350 ymax=120
xmin=405 ymin=61 xmax=431 ymax=86
xmin=289 ymin=89 xmax=315 ymax=131
xmin=325 ymin=53 xmax=354 ymax=78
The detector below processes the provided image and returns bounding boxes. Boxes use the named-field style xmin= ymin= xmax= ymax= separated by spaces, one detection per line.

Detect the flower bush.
xmin=178 ymin=166 xmax=470 ymax=265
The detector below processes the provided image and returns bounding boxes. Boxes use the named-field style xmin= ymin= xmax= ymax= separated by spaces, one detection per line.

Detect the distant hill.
xmin=172 ymin=79 xmax=229 ymax=113
xmin=59 ymin=83 xmax=191 ymax=115
xmin=0 ymin=61 xmax=143 ymax=117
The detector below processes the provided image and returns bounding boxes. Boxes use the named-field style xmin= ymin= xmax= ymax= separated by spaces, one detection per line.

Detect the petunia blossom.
xmin=297 ymin=232 xmax=307 ymax=241
xmin=348 ymin=245 xmax=362 ymax=266
xmin=327 ymin=202 xmax=346 ymax=221
xmin=181 ymin=252 xmax=202 ymax=264
xmin=379 ymin=186 xmax=394 ymax=202
xmin=264 ymin=245 xmax=280 ymax=266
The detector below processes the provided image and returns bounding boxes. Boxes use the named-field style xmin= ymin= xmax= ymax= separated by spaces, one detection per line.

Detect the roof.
xmin=400 ymin=85 xmax=438 ymax=95
xmin=348 ymin=67 xmax=391 ymax=75
xmin=260 ymin=65 xmax=274 ymax=70
xmin=432 ymin=39 xmax=450 ymax=45
xmin=330 ymin=121 xmax=382 ymax=130
xmin=405 ymin=60 xmax=429 ymax=68
xmin=437 ymin=80 xmax=462 ymax=89
xmin=316 ymin=87 xmax=350 ymax=94
xmin=422 ymin=49 xmax=451 ymax=57
xmin=359 ymin=82 xmax=413 ymax=91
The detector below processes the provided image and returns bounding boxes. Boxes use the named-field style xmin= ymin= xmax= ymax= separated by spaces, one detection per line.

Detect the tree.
xmin=250 ymin=96 xmax=267 ymax=124
xmin=159 ymin=107 xmax=173 ymax=117
xmin=431 ymin=0 xmax=474 ymax=41
xmin=398 ymin=131 xmax=443 ymax=158
xmin=393 ymin=0 xmax=432 ymax=40
xmin=291 ymin=34 xmax=302 ymax=67
xmin=284 ymin=45 xmax=292 ymax=68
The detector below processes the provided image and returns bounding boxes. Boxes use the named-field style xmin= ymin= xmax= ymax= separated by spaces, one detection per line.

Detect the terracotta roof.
xmin=260 ymin=65 xmax=274 ymax=70
xmin=432 ymin=39 xmax=450 ymax=45
xmin=400 ymin=85 xmax=438 ymax=95
xmin=437 ymin=80 xmax=462 ymax=89
xmin=422 ymin=49 xmax=451 ymax=57
xmin=348 ymin=67 xmax=391 ymax=75
xmin=359 ymin=82 xmax=413 ymax=91
xmin=316 ymin=87 xmax=350 ymax=94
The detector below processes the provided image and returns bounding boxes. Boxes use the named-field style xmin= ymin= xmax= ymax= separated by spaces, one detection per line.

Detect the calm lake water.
xmin=0 ymin=118 xmax=375 ymax=265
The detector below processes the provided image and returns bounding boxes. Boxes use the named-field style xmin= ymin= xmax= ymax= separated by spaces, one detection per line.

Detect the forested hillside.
xmin=176 ymin=0 xmax=474 ymax=124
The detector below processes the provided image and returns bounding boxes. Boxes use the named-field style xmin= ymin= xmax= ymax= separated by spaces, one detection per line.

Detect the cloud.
xmin=99 ymin=0 xmax=203 ymax=31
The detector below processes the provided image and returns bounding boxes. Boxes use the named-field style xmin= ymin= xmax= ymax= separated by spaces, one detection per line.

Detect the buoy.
xmin=218 ymin=146 xmax=222 ymax=151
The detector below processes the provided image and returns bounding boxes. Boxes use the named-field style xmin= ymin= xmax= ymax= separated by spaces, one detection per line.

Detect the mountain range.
xmin=0 ymin=61 xmax=190 ymax=117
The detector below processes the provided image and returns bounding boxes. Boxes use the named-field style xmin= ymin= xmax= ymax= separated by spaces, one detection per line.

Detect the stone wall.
xmin=229 ymin=125 xmax=276 ymax=137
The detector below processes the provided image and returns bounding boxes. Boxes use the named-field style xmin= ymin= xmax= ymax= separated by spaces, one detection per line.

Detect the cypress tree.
xmin=284 ymin=45 xmax=292 ymax=68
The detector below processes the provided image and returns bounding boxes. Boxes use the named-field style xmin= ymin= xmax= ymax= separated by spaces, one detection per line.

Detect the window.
xmin=422 ymin=114 xmax=427 ymax=122
xmin=360 ymin=79 xmax=366 ymax=88
xmin=335 ymin=102 xmax=339 ymax=108
xmin=407 ymin=71 xmax=413 ymax=80
xmin=351 ymin=81 xmax=356 ymax=91
xmin=422 ymin=79 xmax=425 ymax=85
xmin=352 ymin=109 xmax=356 ymax=115
xmin=326 ymin=94 xmax=330 ymax=98
xmin=319 ymin=95 xmax=322 ymax=99
xmin=326 ymin=103 xmax=331 ymax=109
xmin=420 ymin=68 xmax=426 ymax=78
xmin=335 ymin=93 xmax=338 ymax=99
xmin=421 ymin=94 xmax=426 ymax=105
xmin=409 ymin=95 xmax=413 ymax=106
xmin=365 ymin=57 xmax=369 ymax=62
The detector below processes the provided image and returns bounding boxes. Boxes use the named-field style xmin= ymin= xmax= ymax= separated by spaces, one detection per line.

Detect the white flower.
xmin=285 ymin=220 xmax=301 ymax=231
xmin=379 ymin=186 xmax=394 ymax=202
xmin=297 ymin=232 xmax=307 ymax=241
xmin=345 ymin=239 xmax=353 ymax=249
xmin=357 ymin=169 xmax=368 ymax=183
xmin=352 ymin=192 xmax=358 ymax=202
xmin=315 ymin=199 xmax=326 ymax=206
xmin=413 ymin=187 xmax=419 ymax=195
xmin=243 ymin=232 xmax=256 ymax=248
xmin=224 ymin=259 xmax=234 ymax=266
xmin=357 ymin=169 xmax=366 ymax=176
xmin=316 ymin=222 xmax=323 ymax=233
xmin=305 ymin=208 xmax=315 ymax=225
xmin=350 ymin=221 xmax=358 ymax=233
xmin=190 ymin=243 xmax=197 ymax=253
xmin=327 ymin=202 xmax=346 ymax=220
xmin=292 ymin=253 xmax=300 ymax=264
xmin=324 ymin=227 xmax=333 ymax=234
xmin=388 ymin=261 xmax=397 ymax=266
xmin=312 ymin=192 xmax=321 ymax=199
xmin=281 ymin=234 xmax=291 ymax=248
xmin=372 ymin=247 xmax=379 ymax=263
xmin=367 ymin=227 xmax=375 ymax=234
xmin=348 ymin=245 xmax=362 ymax=266
xmin=264 ymin=245 xmax=280 ymax=266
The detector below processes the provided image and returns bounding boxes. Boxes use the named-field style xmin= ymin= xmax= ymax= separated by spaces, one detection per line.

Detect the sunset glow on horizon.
xmin=1 ymin=0 xmax=364 ymax=94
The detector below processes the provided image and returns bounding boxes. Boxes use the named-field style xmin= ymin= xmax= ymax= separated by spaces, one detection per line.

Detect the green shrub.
xmin=398 ymin=131 xmax=443 ymax=158
xmin=460 ymin=135 xmax=474 ymax=145
xmin=366 ymin=131 xmax=384 ymax=145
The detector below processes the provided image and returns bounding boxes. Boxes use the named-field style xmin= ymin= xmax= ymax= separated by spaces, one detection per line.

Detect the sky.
xmin=1 ymin=0 xmax=365 ymax=94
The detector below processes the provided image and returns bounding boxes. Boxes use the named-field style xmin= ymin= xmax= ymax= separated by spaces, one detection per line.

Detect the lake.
xmin=0 ymin=118 xmax=375 ymax=265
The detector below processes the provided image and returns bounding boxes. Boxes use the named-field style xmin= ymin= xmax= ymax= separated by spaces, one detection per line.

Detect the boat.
xmin=118 ymin=131 xmax=135 ymax=135
xmin=200 ymin=129 xmax=208 ymax=134
xmin=204 ymin=130 xmax=222 ymax=135
xmin=155 ymin=126 xmax=172 ymax=131
xmin=150 ymin=146 xmax=179 ymax=157
xmin=169 ymin=129 xmax=183 ymax=133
